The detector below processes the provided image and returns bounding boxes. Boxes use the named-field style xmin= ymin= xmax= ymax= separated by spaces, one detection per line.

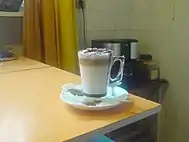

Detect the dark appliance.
xmin=92 ymin=39 xmax=139 ymax=60
xmin=91 ymin=39 xmax=150 ymax=89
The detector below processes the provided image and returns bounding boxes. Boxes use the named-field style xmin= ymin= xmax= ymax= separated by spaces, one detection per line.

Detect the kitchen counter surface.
xmin=0 ymin=58 xmax=161 ymax=142
xmin=0 ymin=56 xmax=50 ymax=74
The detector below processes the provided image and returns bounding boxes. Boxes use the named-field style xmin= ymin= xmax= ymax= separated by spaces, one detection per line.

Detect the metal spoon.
xmin=81 ymin=97 xmax=132 ymax=106
xmin=81 ymin=100 xmax=102 ymax=106
xmin=68 ymin=88 xmax=85 ymax=96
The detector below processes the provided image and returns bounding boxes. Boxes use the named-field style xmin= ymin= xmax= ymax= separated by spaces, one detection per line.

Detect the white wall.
xmin=85 ymin=0 xmax=172 ymax=53
xmin=84 ymin=0 xmax=189 ymax=142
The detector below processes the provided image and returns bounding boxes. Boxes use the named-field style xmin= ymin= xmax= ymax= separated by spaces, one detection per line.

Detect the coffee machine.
xmin=91 ymin=39 xmax=150 ymax=89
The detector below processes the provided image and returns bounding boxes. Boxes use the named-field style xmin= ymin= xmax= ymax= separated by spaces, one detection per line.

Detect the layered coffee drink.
xmin=78 ymin=48 xmax=112 ymax=97
xmin=78 ymin=48 xmax=125 ymax=97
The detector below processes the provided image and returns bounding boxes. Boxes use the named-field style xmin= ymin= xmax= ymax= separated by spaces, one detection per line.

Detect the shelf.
xmin=0 ymin=12 xmax=23 ymax=17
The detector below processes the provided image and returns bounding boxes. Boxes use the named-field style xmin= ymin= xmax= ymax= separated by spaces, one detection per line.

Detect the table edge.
xmin=0 ymin=66 xmax=51 ymax=74
xmin=0 ymin=56 xmax=51 ymax=74
xmin=68 ymin=105 xmax=161 ymax=142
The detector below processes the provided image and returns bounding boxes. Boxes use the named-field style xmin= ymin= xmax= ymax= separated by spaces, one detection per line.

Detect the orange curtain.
xmin=24 ymin=0 xmax=43 ymax=63
xmin=24 ymin=0 xmax=78 ymax=72
xmin=24 ymin=0 xmax=60 ymax=67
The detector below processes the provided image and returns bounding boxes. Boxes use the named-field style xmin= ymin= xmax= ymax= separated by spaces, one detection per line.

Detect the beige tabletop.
xmin=0 ymin=65 xmax=161 ymax=142
xmin=0 ymin=57 xmax=50 ymax=74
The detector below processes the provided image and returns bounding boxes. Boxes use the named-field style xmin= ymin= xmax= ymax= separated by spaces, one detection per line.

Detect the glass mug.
xmin=78 ymin=48 xmax=125 ymax=97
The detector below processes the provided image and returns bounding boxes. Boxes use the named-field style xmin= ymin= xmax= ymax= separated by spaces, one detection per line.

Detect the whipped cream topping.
xmin=78 ymin=48 xmax=112 ymax=60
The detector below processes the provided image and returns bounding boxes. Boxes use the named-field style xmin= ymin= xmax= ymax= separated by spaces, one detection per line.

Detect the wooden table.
xmin=0 ymin=57 xmax=50 ymax=74
xmin=0 ymin=58 xmax=161 ymax=142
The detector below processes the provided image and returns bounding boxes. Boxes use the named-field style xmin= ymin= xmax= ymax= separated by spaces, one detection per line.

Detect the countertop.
xmin=0 ymin=58 xmax=161 ymax=142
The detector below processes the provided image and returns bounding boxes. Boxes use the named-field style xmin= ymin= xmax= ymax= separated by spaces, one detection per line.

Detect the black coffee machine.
xmin=91 ymin=39 xmax=150 ymax=89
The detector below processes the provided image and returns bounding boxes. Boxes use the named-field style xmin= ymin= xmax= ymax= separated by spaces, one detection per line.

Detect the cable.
xmin=81 ymin=7 xmax=86 ymax=45
xmin=79 ymin=0 xmax=87 ymax=46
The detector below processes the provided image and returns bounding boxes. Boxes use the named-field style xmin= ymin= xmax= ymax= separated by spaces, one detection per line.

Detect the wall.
xmin=0 ymin=17 xmax=23 ymax=54
xmin=85 ymin=0 xmax=172 ymax=53
xmin=85 ymin=0 xmax=134 ymax=47
xmin=85 ymin=0 xmax=189 ymax=142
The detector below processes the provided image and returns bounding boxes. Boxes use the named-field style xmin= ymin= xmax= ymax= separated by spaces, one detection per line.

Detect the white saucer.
xmin=60 ymin=84 xmax=129 ymax=111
